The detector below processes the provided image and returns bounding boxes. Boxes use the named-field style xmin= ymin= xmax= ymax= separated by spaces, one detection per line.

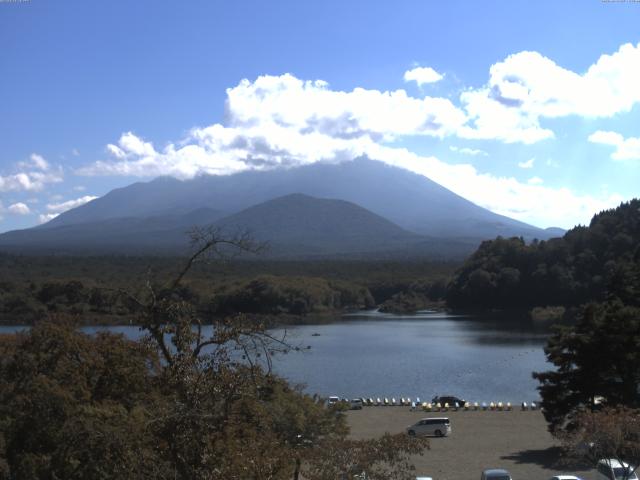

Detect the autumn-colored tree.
xmin=1 ymin=227 xmax=429 ymax=479
xmin=560 ymin=407 xmax=640 ymax=480
xmin=303 ymin=433 xmax=429 ymax=480
xmin=0 ymin=319 xmax=165 ymax=479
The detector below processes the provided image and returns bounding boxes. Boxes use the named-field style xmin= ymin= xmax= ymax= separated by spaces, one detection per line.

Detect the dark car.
xmin=432 ymin=395 xmax=466 ymax=407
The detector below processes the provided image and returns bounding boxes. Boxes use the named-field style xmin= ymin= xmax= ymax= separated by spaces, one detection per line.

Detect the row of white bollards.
xmin=351 ymin=398 xmax=539 ymax=411
xmin=421 ymin=401 xmax=537 ymax=411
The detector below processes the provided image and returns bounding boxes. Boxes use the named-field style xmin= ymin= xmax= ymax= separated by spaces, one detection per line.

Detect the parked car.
xmin=596 ymin=459 xmax=638 ymax=480
xmin=328 ymin=396 xmax=340 ymax=407
xmin=432 ymin=395 xmax=466 ymax=407
xmin=549 ymin=476 xmax=583 ymax=480
xmin=480 ymin=469 xmax=512 ymax=480
xmin=350 ymin=398 xmax=364 ymax=410
xmin=406 ymin=417 xmax=451 ymax=437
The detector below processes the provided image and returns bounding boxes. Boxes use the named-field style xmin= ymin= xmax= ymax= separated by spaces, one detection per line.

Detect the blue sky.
xmin=1 ymin=0 xmax=639 ymax=232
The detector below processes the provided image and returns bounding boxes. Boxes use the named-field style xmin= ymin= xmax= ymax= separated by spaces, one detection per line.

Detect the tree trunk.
xmin=293 ymin=457 xmax=301 ymax=480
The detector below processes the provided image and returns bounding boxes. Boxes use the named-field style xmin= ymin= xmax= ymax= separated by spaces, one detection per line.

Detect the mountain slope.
xmin=0 ymin=194 xmax=479 ymax=258
xmin=41 ymin=157 xmax=557 ymax=241
xmin=214 ymin=193 xmax=422 ymax=255
xmin=0 ymin=208 xmax=224 ymax=254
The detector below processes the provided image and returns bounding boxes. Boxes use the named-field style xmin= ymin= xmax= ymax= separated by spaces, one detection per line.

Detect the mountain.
xmin=544 ymin=227 xmax=567 ymax=237
xmin=0 ymin=208 xmax=224 ymax=254
xmin=0 ymin=194 xmax=477 ymax=258
xmin=213 ymin=193 xmax=475 ymax=257
xmin=41 ymin=157 xmax=557 ymax=240
xmin=0 ymin=158 xmax=563 ymax=258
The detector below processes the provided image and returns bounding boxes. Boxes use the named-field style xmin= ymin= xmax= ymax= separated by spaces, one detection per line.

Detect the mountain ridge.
xmin=41 ymin=157 xmax=555 ymax=240
xmin=0 ymin=193 xmax=479 ymax=259
xmin=0 ymin=158 xmax=565 ymax=258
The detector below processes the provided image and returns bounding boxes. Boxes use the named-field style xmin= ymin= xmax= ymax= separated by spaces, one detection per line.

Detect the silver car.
xmin=406 ymin=417 xmax=451 ymax=437
xmin=481 ymin=469 xmax=512 ymax=480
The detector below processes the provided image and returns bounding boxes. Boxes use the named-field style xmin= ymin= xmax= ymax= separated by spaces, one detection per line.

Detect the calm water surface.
xmin=269 ymin=310 xmax=550 ymax=403
xmin=1 ymin=310 xmax=551 ymax=402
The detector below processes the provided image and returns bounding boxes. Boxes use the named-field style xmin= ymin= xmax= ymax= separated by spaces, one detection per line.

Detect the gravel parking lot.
xmin=346 ymin=407 xmax=595 ymax=480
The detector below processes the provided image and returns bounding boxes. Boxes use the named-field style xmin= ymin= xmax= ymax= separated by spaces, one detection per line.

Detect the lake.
xmin=1 ymin=310 xmax=551 ymax=403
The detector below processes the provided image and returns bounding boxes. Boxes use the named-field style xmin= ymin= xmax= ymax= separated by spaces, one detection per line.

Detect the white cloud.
xmin=46 ymin=195 xmax=98 ymax=214
xmin=7 ymin=203 xmax=31 ymax=215
xmin=404 ymin=66 xmax=444 ymax=86
xmin=588 ymin=130 xmax=640 ymax=161
xmin=38 ymin=213 xmax=59 ymax=224
xmin=29 ymin=153 xmax=49 ymax=170
xmin=449 ymin=146 xmax=488 ymax=156
xmin=79 ymin=74 xmax=467 ymax=178
xmin=224 ymin=74 xmax=465 ymax=138
xmin=77 ymin=51 xmax=638 ymax=228
xmin=459 ymin=42 xmax=640 ymax=143
xmin=0 ymin=154 xmax=63 ymax=192
xmin=38 ymin=193 xmax=96 ymax=223
xmin=0 ymin=170 xmax=63 ymax=192
xmin=518 ymin=158 xmax=535 ymax=169
xmin=362 ymin=144 xmax=622 ymax=228
xmin=72 ymin=148 xmax=80 ymax=156
xmin=458 ymin=86 xmax=555 ymax=144
xmin=527 ymin=176 xmax=544 ymax=185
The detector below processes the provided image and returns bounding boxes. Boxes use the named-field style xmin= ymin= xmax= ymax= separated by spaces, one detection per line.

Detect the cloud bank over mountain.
xmin=76 ymin=43 xmax=640 ymax=228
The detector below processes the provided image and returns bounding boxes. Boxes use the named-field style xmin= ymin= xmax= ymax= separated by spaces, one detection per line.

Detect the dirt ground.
xmin=346 ymin=407 xmax=595 ymax=480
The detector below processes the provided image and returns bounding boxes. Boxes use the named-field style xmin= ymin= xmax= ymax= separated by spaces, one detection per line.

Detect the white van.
xmin=596 ymin=459 xmax=638 ymax=480
xmin=406 ymin=417 xmax=451 ymax=437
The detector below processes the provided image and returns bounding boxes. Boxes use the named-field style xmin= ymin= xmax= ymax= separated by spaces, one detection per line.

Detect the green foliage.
xmin=0 ymin=231 xmax=430 ymax=479
xmin=378 ymin=278 xmax=447 ymax=313
xmin=0 ymin=254 xmax=456 ymax=324
xmin=533 ymin=301 xmax=640 ymax=434
xmin=447 ymin=199 xmax=640 ymax=310
xmin=212 ymin=275 xmax=375 ymax=315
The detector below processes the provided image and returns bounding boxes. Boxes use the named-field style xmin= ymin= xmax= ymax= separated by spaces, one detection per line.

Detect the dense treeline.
xmin=447 ymin=199 xmax=640 ymax=311
xmin=0 ymin=231 xmax=429 ymax=479
xmin=0 ymin=322 xmax=427 ymax=480
xmin=378 ymin=279 xmax=448 ymax=313
xmin=533 ymin=300 xmax=640 ymax=433
xmin=0 ymin=255 xmax=456 ymax=324
xmin=212 ymin=275 xmax=375 ymax=315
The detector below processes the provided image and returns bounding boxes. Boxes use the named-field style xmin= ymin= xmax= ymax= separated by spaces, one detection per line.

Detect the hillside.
xmin=0 ymin=194 xmax=478 ymax=258
xmin=446 ymin=199 xmax=640 ymax=310
xmin=215 ymin=193 xmax=421 ymax=255
xmin=39 ymin=157 xmax=558 ymax=241
xmin=0 ymin=208 xmax=224 ymax=255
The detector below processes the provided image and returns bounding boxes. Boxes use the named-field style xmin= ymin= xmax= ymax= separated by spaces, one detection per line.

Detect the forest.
xmin=446 ymin=199 xmax=640 ymax=312
xmin=0 ymin=232 xmax=429 ymax=479
xmin=1 ymin=200 xmax=639 ymax=325
xmin=0 ymin=254 xmax=455 ymax=325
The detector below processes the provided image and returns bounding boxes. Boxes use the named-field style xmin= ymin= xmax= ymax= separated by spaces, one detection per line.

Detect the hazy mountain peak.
xmin=1 ymin=158 xmax=562 ymax=258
